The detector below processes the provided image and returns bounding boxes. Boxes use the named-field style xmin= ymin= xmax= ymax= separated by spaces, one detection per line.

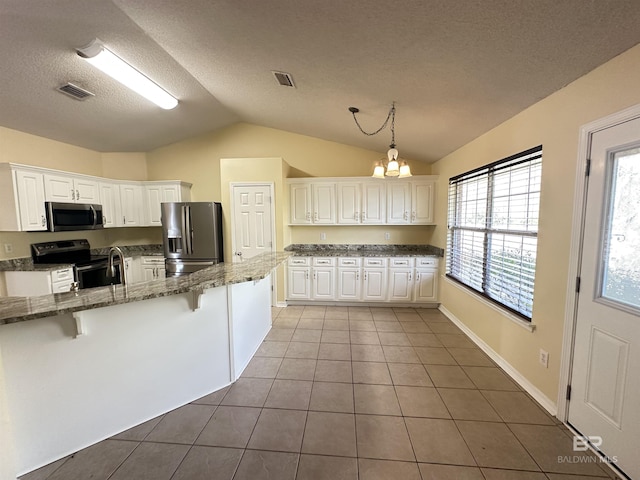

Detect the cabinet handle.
xmin=403 ymin=211 xmax=408 ymax=221
xmin=314 ymin=212 xmax=318 ymax=221
xmin=412 ymin=211 xmax=416 ymax=221
xmin=76 ymin=189 xmax=80 ymax=200
xmin=356 ymin=272 xmax=360 ymax=281
xmin=306 ymin=212 xmax=311 ymax=221
xmin=362 ymin=211 xmax=366 ymax=220
xmin=123 ymin=216 xmax=126 ymax=224
xmin=409 ymin=272 xmax=412 ymax=282
xmin=417 ymin=272 xmax=420 ymax=281
xmin=364 ymin=272 xmax=368 ymax=281
xmin=71 ymin=189 xmax=75 ymax=200
xmin=41 ymin=215 xmax=46 ymax=226
xmin=313 ymin=272 xmax=316 ymax=280
xmin=305 ymin=271 xmax=309 ymax=280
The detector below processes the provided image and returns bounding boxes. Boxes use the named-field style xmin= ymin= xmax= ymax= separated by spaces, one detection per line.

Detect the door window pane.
xmin=601 ymin=148 xmax=640 ymax=309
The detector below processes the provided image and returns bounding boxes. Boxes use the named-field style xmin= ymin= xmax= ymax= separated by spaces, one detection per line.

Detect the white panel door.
xmin=411 ymin=179 xmax=435 ymax=224
xmin=144 ymin=185 xmax=163 ymax=226
xmin=312 ymin=183 xmax=336 ymax=224
xmin=414 ymin=269 xmax=437 ymax=302
xmin=120 ymin=183 xmax=143 ymax=226
xmin=232 ymin=184 xmax=274 ymax=262
xmin=290 ymin=183 xmax=312 ymax=224
xmin=337 ymin=182 xmax=360 ymax=224
xmin=43 ymin=173 xmax=74 ymax=202
xmin=568 ymin=117 xmax=640 ymax=479
xmin=288 ymin=267 xmax=311 ymax=299
xmin=99 ymin=182 xmax=122 ymax=228
xmin=386 ymin=182 xmax=410 ymax=224
xmin=362 ymin=268 xmax=387 ymax=301
xmin=362 ymin=182 xmax=386 ymax=224
xmin=312 ymin=267 xmax=336 ymax=300
xmin=14 ymin=169 xmax=47 ymax=231
xmin=74 ymin=178 xmax=100 ymax=204
xmin=388 ymin=269 xmax=413 ymax=302
xmin=337 ymin=268 xmax=361 ymax=301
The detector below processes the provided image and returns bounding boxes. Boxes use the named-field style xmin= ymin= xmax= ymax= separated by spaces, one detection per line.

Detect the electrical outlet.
xmin=539 ymin=349 xmax=549 ymax=368
xmin=320 ymin=232 xmax=326 ymax=240
xmin=4 ymin=243 xmax=13 ymax=254
xmin=384 ymin=232 xmax=391 ymax=240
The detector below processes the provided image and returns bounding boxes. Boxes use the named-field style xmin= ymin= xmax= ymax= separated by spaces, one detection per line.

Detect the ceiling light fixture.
xmin=76 ymin=39 xmax=178 ymax=110
xmin=349 ymin=102 xmax=411 ymax=179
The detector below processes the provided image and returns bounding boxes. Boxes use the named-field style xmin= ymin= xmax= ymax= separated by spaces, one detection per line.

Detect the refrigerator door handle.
xmin=181 ymin=205 xmax=189 ymax=255
xmin=186 ymin=205 xmax=194 ymax=255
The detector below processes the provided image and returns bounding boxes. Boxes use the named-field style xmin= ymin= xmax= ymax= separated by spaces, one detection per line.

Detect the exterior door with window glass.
xmin=568 ymin=117 xmax=640 ymax=479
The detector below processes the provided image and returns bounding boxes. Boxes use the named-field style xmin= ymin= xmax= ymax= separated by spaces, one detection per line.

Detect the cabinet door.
xmin=386 ymin=182 xmax=411 ymax=224
xmin=337 ymin=268 xmax=361 ymax=301
xmin=99 ymin=182 xmax=122 ymax=228
xmin=362 ymin=182 xmax=386 ymax=224
xmin=411 ymin=180 xmax=435 ymax=224
xmin=290 ymin=184 xmax=312 ymax=224
xmin=43 ymin=173 xmax=74 ymax=202
xmin=141 ymin=265 xmax=156 ymax=282
xmin=312 ymin=183 xmax=336 ymax=224
xmin=162 ymin=184 xmax=181 ymax=203
xmin=14 ymin=169 xmax=47 ymax=231
xmin=144 ymin=185 xmax=163 ymax=226
xmin=75 ymin=178 xmax=100 ymax=204
xmin=287 ymin=266 xmax=311 ymax=299
xmin=362 ymin=268 xmax=387 ymax=301
xmin=312 ymin=267 xmax=336 ymax=300
xmin=414 ymin=269 xmax=437 ymax=302
xmin=337 ymin=183 xmax=360 ymax=224
xmin=388 ymin=269 xmax=413 ymax=302
xmin=120 ymin=183 xmax=143 ymax=226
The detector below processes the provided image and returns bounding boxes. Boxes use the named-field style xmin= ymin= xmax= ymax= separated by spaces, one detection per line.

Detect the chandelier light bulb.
xmin=398 ymin=163 xmax=412 ymax=178
xmin=386 ymin=159 xmax=400 ymax=176
xmin=372 ymin=164 xmax=385 ymax=179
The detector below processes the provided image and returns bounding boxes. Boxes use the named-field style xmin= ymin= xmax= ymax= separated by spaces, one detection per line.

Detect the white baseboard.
xmin=439 ymin=305 xmax=558 ymax=417
xmin=274 ymin=301 xmax=288 ymax=308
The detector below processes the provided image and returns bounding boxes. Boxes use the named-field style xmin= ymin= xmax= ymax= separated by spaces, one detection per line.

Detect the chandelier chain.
xmin=350 ymin=103 xmax=396 ymax=143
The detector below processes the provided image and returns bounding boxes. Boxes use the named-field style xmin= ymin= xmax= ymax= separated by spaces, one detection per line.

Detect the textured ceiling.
xmin=1 ymin=1 xmax=640 ymax=162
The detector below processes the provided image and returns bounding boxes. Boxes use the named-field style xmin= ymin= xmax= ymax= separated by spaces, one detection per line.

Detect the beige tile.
xmin=356 ymin=414 xmax=415 ymax=461
xmin=395 ymin=312 xmax=422 ymax=322
xmin=19 ymin=457 xmax=70 ymax=480
xmin=112 ymin=415 xmax=163 ymax=441
xmin=309 ymin=381 xmax=354 ymax=413
xmin=255 ymin=341 xmax=289 ymax=357
xmin=395 ymin=386 xmax=450 ymax=418
xmin=509 ymin=424 xmax=611 ymax=476
xmin=425 ymin=365 xmax=475 ymax=388
xmin=428 ymin=323 xmax=464 ymax=334
xmin=221 ymin=378 xmax=274 ymax=407
xmin=171 ymin=446 xmax=243 ymax=480
xmin=47 ymin=440 xmax=137 ymax=480
xmin=481 ymin=391 xmax=555 ymax=425
xmin=318 ymin=342 xmax=352 ymax=360
xmin=350 ymin=319 xmax=377 ymax=331
xmin=371 ymin=308 xmax=398 ymax=320
xmin=292 ymin=329 xmax=322 ymax=343
xmin=196 ymin=406 xmax=261 ymax=448
xmin=271 ymin=306 xmax=284 ymax=318
xmin=388 ymin=363 xmax=433 ymax=387
xmin=378 ymin=332 xmax=412 ymax=346
xmin=265 ymin=328 xmax=295 ymax=342
xmin=419 ymin=311 xmax=450 ymax=322
xmin=279 ymin=306 xmax=305 ymax=318
xmin=544 ymin=473 xmax=610 ymax=480
xmin=324 ymin=309 xmax=350 ymax=320
xmin=248 ymin=408 xmax=307 ymax=452
xmin=314 ymin=359 xmax=353 ymax=383
xmin=301 ymin=306 xmax=326 ymax=318
xmin=241 ymin=356 xmax=282 ymax=378
xmin=354 ymin=384 xmax=401 ymax=415
xmin=447 ymin=347 xmax=494 ymax=366
xmin=462 ymin=366 xmax=520 ymax=390
xmin=437 ymin=388 xmax=501 ymax=421
xmin=297 ymin=454 xmax=358 ymax=480
xmin=109 ymin=442 xmax=189 ymax=480
xmin=320 ymin=329 xmax=350 ymax=343
xmin=191 ymin=386 xmax=230 ymax=406
xmin=146 ymin=404 xmax=216 ymax=444
xmin=349 ymin=310 xmax=374 ymax=320
xmin=273 ymin=317 xmax=299 ymax=329
xmin=405 ymin=418 xmax=476 ymax=465
xmin=264 ymin=379 xmax=313 ymax=410
xmin=407 ymin=333 xmax=443 ymax=347
xmin=359 ymin=459 xmax=422 ymax=480
xmin=302 ymin=411 xmax=357 ymax=457
xmin=233 ymin=450 xmax=298 ymax=480
xmin=297 ymin=318 xmax=325 ymax=330
xmin=481 ymin=469 xmax=548 ymax=480
xmin=435 ymin=333 xmax=476 ymax=348
xmin=351 ymin=344 xmax=386 ymax=362
xmin=375 ymin=321 xmax=404 ymax=332
xmin=350 ymin=330 xmax=381 ymax=345
xmin=323 ymin=318 xmax=350 ymax=330
xmin=456 ymin=420 xmax=539 ymax=470
xmin=419 ymin=463 xmax=484 ymax=480
xmin=284 ymin=341 xmax=319 ymax=359
xmin=401 ymin=322 xmax=432 ymax=333
xmin=276 ymin=358 xmax=317 ymax=380
xmin=414 ymin=347 xmax=457 ymax=365
xmin=352 ymin=361 xmax=392 ymax=384
xmin=382 ymin=345 xmax=421 ymax=363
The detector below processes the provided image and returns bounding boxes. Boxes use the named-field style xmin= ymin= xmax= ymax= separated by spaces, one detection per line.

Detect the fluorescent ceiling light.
xmin=77 ymin=39 xmax=178 ymax=110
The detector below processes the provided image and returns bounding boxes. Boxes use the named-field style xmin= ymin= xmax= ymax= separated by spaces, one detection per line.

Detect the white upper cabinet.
xmin=337 ymin=182 xmax=386 ymax=225
xmin=387 ymin=179 xmax=436 ymax=225
xmin=44 ymin=173 xmax=100 ymax=204
xmin=362 ymin=182 xmax=386 ymax=224
xmin=99 ymin=182 xmax=122 ymax=228
xmin=290 ymin=183 xmax=312 ymax=224
xmin=119 ymin=182 xmax=144 ymax=227
xmin=411 ymin=179 xmax=435 ymax=224
xmin=337 ymin=183 xmax=360 ymax=224
xmin=289 ymin=182 xmax=336 ymax=224
xmin=386 ymin=182 xmax=411 ymax=224
xmin=143 ymin=181 xmax=191 ymax=226
xmin=0 ymin=165 xmax=47 ymax=231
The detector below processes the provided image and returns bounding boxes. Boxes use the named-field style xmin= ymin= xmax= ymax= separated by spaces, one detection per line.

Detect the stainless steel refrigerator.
xmin=161 ymin=202 xmax=224 ymax=276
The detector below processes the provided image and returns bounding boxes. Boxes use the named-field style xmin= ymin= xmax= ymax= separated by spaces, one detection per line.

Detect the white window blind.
xmin=446 ymin=146 xmax=542 ymax=319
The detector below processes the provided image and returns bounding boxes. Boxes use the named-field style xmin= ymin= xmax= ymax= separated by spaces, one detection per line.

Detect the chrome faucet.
xmin=107 ymin=246 xmax=127 ymax=285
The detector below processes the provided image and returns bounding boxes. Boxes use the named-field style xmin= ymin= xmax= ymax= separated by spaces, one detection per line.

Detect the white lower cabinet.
xmin=4 ymin=267 xmax=74 ymax=296
xmin=287 ymin=255 xmax=438 ymax=304
xmin=140 ymin=256 xmax=165 ymax=281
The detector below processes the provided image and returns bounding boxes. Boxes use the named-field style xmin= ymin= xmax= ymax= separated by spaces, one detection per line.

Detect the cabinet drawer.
xmin=51 ymin=280 xmax=73 ymax=293
xmin=416 ymin=257 xmax=438 ymax=268
xmin=289 ymin=256 xmax=311 ymax=266
xmin=338 ymin=257 xmax=361 ymax=267
xmin=52 ymin=267 xmax=74 ymax=282
xmin=313 ymin=257 xmax=335 ymax=267
xmin=364 ymin=257 xmax=387 ymax=267
xmin=142 ymin=256 xmax=164 ymax=265
xmin=389 ymin=257 xmax=414 ymax=268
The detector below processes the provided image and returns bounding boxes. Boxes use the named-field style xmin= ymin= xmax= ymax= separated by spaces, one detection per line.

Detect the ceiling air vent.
xmin=57 ymin=83 xmax=95 ymax=100
xmin=272 ymin=71 xmax=295 ymax=88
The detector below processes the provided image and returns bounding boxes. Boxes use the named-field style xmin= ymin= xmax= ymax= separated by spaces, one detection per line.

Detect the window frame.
xmin=446 ymin=145 xmax=542 ymax=321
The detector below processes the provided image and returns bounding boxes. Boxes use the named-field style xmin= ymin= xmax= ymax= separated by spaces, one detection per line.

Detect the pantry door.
xmin=568 ymin=116 xmax=640 ymax=479
xmin=230 ymin=183 xmax=275 ymax=262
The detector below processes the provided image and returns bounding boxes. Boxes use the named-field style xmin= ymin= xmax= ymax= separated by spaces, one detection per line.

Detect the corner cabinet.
xmin=288 ymin=175 xmax=436 ymax=226
xmin=0 ymin=164 xmax=47 ymax=231
xmin=144 ymin=181 xmax=191 ymax=226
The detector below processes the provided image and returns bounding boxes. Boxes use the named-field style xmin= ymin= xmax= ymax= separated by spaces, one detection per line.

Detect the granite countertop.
xmin=0 ymin=251 xmax=291 ymax=325
xmin=285 ymin=244 xmax=444 ymax=257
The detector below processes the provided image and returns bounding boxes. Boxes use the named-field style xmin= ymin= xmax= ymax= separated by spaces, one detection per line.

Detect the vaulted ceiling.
xmin=2 ymin=1 xmax=640 ymax=163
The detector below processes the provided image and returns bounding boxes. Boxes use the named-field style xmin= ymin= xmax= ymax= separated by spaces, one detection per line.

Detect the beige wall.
xmin=430 ymin=44 xmax=640 ymax=404
xmin=101 ymin=152 xmax=148 ymax=180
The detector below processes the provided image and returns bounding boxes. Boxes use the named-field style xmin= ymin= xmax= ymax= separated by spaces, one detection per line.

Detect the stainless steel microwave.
xmin=45 ymin=202 xmax=104 ymax=232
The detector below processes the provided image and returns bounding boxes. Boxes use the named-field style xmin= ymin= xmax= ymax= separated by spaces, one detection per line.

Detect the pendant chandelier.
xmin=348 ymin=102 xmax=411 ymax=178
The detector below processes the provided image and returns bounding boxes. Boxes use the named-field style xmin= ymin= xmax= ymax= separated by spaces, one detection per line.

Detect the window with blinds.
xmin=446 ymin=146 xmax=542 ymax=320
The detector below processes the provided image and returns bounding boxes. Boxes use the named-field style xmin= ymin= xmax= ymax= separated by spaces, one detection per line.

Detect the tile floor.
xmin=21 ymin=306 xmax=618 ymax=480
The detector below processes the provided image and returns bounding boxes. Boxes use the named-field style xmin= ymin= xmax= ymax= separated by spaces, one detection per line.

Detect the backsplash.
xmin=285 ymin=243 xmax=444 ymax=257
